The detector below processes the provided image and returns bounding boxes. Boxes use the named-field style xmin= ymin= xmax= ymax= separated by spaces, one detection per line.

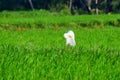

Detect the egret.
xmin=64 ymin=30 xmax=76 ymax=46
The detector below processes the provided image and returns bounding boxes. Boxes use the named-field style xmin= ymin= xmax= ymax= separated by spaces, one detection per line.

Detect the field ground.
xmin=0 ymin=11 xmax=120 ymax=80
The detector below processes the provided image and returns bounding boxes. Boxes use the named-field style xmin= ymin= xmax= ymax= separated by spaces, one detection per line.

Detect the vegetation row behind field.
xmin=0 ymin=10 xmax=120 ymax=30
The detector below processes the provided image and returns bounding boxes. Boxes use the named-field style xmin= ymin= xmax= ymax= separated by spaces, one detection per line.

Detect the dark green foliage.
xmin=0 ymin=0 xmax=120 ymax=14
xmin=106 ymin=19 xmax=120 ymax=27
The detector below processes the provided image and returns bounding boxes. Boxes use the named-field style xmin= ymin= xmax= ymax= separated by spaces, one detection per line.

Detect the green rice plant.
xmin=0 ymin=10 xmax=120 ymax=29
xmin=0 ymin=27 xmax=120 ymax=80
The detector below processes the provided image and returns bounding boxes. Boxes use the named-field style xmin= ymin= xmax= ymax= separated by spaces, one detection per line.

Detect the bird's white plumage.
xmin=64 ymin=30 xmax=76 ymax=46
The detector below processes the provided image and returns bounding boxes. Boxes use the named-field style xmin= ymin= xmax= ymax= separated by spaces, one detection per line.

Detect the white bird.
xmin=64 ymin=30 xmax=76 ymax=46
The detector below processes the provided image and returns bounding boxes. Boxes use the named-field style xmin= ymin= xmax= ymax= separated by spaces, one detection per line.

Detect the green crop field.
xmin=0 ymin=10 xmax=120 ymax=80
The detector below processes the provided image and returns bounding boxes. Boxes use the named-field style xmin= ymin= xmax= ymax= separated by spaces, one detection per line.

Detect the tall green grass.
xmin=0 ymin=28 xmax=120 ymax=80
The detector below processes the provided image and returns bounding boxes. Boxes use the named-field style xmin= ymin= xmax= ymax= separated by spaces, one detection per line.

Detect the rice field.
xmin=0 ymin=10 xmax=120 ymax=80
